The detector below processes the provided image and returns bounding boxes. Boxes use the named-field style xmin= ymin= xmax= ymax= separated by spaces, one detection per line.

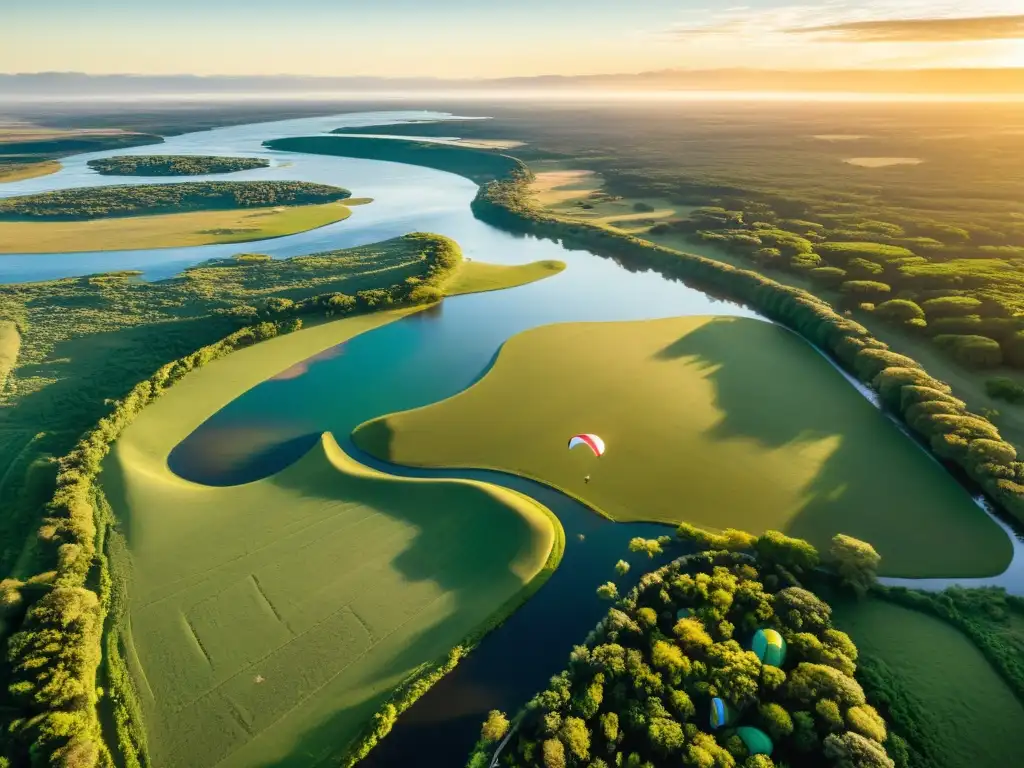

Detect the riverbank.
xmin=0 ymin=160 xmax=61 ymax=184
xmin=0 ymin=226 xmax=567 ymax=768
xmin=355 ymin=315 xmax=1008 ymax=578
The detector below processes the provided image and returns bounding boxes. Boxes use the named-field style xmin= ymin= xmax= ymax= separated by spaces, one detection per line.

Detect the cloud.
xmin=788 ymin=14 xmax=1024 ymax=42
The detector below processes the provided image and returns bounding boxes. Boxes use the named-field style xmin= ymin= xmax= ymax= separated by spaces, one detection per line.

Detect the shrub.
xmin=874 ymin=300 xmax=924 ymax=324
xmin=933 ymin=334 xmax=1002 ymax=368
xmin=921 ymin=295 xmax=983 ymax=318
xmin=809 ymin=267 xmax=846 ymax=286
xmin=986 ymin=377 xmax=1024 ymax=404
xmin=841 ymin=281 xmax=891 ymax=300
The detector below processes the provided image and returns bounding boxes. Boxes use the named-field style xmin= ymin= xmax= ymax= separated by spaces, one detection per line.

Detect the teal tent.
xmin=751 ymin=628 xmax=787 ymax=667
xmin=737 ymin=726 xmax=774 ymax=756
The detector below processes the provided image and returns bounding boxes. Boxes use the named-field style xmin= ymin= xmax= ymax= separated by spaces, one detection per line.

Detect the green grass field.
xmin=0 ymin=201 xmax=353 ymax=253
xmin=0 ymin=160 xmax=61 ymax=183
xmin=101 ymin=307 xmax=558 ymax=768
xmin=444 ymin=258 xmax=565 ymax=295
xmin=832 ymin=597 xmax=1024 ymax=768
xmin=354 ymin=315 xmax=1010 ymax=578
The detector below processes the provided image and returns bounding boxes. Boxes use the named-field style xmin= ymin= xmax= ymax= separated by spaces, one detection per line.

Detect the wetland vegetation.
xmin=87 ymin=155 xmax=270 ymax=176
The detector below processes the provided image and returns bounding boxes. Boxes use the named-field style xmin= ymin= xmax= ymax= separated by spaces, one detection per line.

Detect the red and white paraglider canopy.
xmin=568 ymin=433 xmax=605 ymax=457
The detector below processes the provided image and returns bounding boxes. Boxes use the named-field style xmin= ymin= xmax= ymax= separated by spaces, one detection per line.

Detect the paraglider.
xmin=751 ymin=628 xmax=787 ymax=667
xmin=568 ymin=433 xmax=605 ymax=457
xmin=569 ymin=433 xmax=604 ymax=483
xmin=736 ymin=726 xmax=774 ymax=756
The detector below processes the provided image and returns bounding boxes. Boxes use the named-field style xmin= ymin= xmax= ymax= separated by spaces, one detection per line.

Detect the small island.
xmin=87 ymin=155 xmax=270 ymax=177
xmin=0 ymin=181 xmax=356 ymax=252
xmin=0 ymin=180 xmax=349 ymax=221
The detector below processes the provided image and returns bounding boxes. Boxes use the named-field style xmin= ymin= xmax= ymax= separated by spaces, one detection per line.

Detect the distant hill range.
xmin=1 ymin=69 xmax=1021 ymax=97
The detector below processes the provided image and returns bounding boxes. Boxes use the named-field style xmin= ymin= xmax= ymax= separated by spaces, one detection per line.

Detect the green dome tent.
xmin=751 ymin=628 xmax=787 ymax=667
xmin=676 ymin=607 xmax=692 ymax=621
xmin=736 ymin=726 xmax=774 ymax=756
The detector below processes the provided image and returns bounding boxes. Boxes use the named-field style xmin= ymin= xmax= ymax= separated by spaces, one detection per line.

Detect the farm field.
xmin=354 ymin=315 xmax=1009 ymax=578
xmin=102 ymin=302 xmax=559 ymax=768
xmin=832 ymin=596 xmax=1024 ymax=768
xmin=0 ymin=200 xmax=354 ymax=252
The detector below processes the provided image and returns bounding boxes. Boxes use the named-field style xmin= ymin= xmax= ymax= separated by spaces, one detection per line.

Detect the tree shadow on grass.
xmin=8 ymin=316 xmax=234 ymax=438
xmin=653 ymin=316 xmax=1009 ymax=578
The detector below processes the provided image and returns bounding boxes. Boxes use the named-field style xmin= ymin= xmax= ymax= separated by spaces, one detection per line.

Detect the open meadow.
xmin=354 ymin=315 xmax=1009 ymax=578
xmin=832 ymin=596 xmax=1024 ymax=768
xmin=0 ymin=200 xmax=354 ymax=252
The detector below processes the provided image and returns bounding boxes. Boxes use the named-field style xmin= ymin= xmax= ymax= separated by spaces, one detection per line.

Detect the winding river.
xmin=4 ymin=111 xmax=1024 ymax=766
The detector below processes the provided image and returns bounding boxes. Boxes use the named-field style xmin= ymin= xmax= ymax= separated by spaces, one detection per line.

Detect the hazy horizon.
xmin=5 ymin=1 xmax=1023 ymax=78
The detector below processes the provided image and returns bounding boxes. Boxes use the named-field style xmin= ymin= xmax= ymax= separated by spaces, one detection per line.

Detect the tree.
xmin=754 ymin=531 xmax=819 ymax=573
xmin=596 ymin=582 xmax=619 ymax=601
xmin=599 ymin=712 xmax=619 ymax=745
xmin=629 ymin=538 xmax=663 ymax=558
xmin=933 ymin=334 xmax=1002 ymax=368
xmin=752 ymin=247 xmax=782 ymax=265
xmin=809 ymin=266 xmax=847 ymax=287
xmin=648 ymin=717 xmax=685 ymax=756
xmin=840 ymin=281 xmax=891 ymax=300
xmin=559 ymin=716 xmax=591 ymax=762
xmin=829 ymin=534 xmax=881 ymax=598
xmin=543 ymin=738 xmax=567 ymax=768
xmin=786 ymin=663 xmax=866 ymax=708
xmin=874 ymin=299 xmax=924 ymax=324
xmin=615 ymin=560 xmax=631 ymax=576
xmin=823 ymin=731 xmax=895 ymax=768
xmin=757 ymin=702 xmax=794 ymax=739
xmin=774 ymin=587 xmax=831 ymax=632
xmin=481 ymin=710 xmax=510 ymax=742
xmin=846 ymin=704 xmax=887 ymax=743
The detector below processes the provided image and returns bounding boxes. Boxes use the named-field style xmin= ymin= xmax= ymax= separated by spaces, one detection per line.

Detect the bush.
xmin=933 ymin=334 xmax=1002 ymax=368
xmin=841 ymin=281 xmax=891 ymax=300
xmin=986 ymin=377 xmax=1024 ymax=404
xmin=809 ymin=267 xmax=846 ymax=286
xmin=921 ymin=295 xmax=983 ymax=318
xmin=874 ymin=300 xmax=924 ymax=324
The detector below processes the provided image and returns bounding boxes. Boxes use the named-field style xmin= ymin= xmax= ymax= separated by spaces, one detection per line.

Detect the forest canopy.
xmin=476 ymin=546 xmax=897 ymax=768
xmin=87 ymin=155 xmax=270 ymax=176
xmin=0 ymin=180 xmax=350 ymax=220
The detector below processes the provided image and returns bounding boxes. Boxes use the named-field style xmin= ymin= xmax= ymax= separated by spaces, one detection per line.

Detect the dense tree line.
xmin=0 ymin=233 xmax=461 ymax=767
xmin=0 ymin=181 xmax=350 ymax=221
xmin=470 ymin=537 xmax=896 ymax=768
xmin=87 ymin=155 xmax=269 ymax=177
xmin=658 ymin=209 xmax=1024 ymax=373
xmin=265 ymin=136 xmax=522 ymax=185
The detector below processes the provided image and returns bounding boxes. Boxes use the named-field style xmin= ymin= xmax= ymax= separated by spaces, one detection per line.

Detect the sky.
xmin=4 ymin=0 xmax=1023 ymax=77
